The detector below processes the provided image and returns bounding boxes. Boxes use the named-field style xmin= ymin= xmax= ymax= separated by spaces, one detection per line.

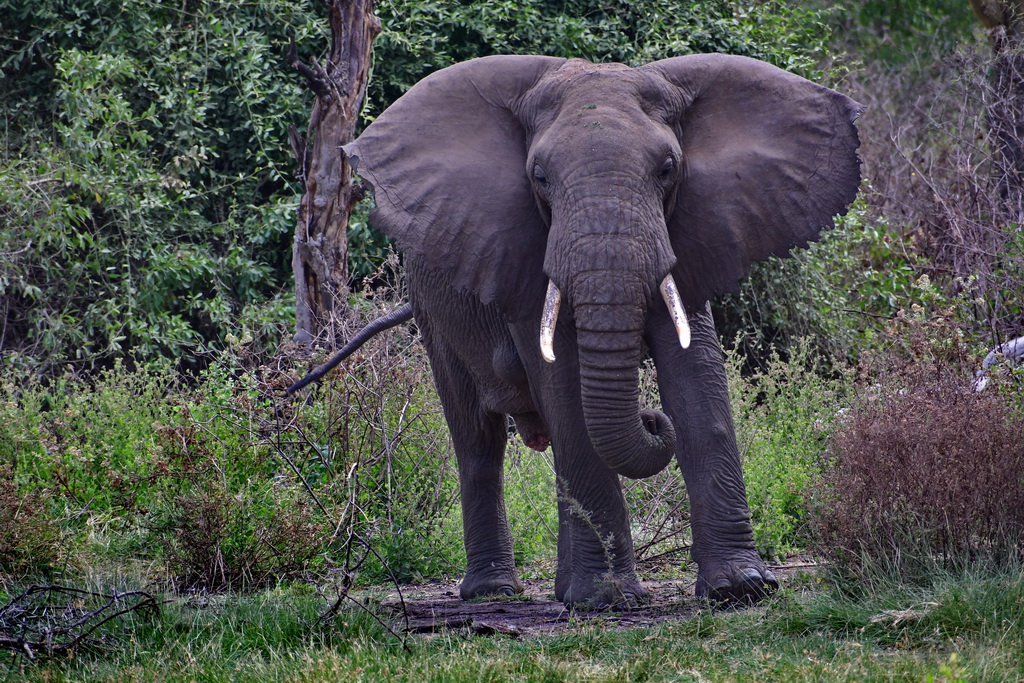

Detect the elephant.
xmin=293 ymin=53 xmax=862 ymax=608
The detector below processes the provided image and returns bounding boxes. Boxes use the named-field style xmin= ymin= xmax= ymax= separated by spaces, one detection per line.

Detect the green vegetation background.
xmin=1 ymin=0 xmax=1022 ymax=679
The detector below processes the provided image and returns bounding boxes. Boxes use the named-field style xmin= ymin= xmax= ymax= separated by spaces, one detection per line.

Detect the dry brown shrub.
xmin=160 ymin=484 xmax=328 ymax=591
xmin=812 ymin=309 xmax=1024 ymax=575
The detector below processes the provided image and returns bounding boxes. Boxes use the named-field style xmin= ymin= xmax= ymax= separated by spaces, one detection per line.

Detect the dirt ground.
xmin=379 ymin=560 xmax=817 ymax=637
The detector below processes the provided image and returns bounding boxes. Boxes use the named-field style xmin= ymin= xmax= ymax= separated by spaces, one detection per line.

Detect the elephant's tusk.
xmin=659 ymin=275 xmax=691 ymax=350
xmin=540 ymin=280 xmax=561 ymax=363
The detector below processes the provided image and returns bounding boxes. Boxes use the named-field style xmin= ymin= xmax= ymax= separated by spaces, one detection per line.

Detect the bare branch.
xmin=0 ymin=585 xmax=161 ymax=660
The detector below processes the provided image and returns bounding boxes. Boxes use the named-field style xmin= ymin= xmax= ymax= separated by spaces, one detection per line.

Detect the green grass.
xmin=1 ymin=278 xmax=1019 ymax=682
xmin=9 ymin=564 xmax=1020 ymax=681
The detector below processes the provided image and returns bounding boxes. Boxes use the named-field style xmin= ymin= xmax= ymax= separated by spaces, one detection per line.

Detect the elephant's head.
xmin=345 ymin=55 xmax=862 ymax=479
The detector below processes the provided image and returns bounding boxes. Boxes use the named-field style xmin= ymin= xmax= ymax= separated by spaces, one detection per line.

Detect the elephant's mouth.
xmin=539 ymin=273 xmax=690 ymax=363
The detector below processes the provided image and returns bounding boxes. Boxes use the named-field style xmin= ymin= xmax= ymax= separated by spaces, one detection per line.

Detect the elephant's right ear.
xmin=345 ymin=55 xmax=565 ymax=314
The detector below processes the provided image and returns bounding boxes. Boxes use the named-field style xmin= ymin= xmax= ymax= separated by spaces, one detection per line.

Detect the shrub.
xmin=0 ymin=468 xmax=61 ymax=578
xmin=0 ymin=358 xmax=180 ymax=529
xmin=368 ymin=0 xmax=836 ymax=119
xmin=276 ymin=290 xmax=465 ymax=584
xmin=812 ymin=300 xmax=1024 ymax=577
xmin=155 ymin=482 xmax=328 ymax=591
xmin=728 ymin=341 xmax=850 ymax=560
xmin=714 ymin=201 xmax=921 ymax=372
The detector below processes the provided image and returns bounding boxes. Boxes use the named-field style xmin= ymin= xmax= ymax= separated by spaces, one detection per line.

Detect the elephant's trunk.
xmin=571 ymin=272 xmax=676 ymax=479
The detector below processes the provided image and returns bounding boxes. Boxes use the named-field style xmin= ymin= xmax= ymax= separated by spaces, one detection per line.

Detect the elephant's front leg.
xmin=552 ymin=439 xmax=648 ymax=607
xmin=509 ymin=323 xmax=646 ymax=608
xmin=453 ymin=408 xmax=524 ymax=599
xmin=647 ymin=302 xmax=778 ymax=605
xmin=420 ymin=329 xmax=523 ymax=600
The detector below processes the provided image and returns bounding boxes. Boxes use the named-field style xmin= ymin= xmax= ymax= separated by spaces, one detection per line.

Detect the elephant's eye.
xmin=533 ymin=165 xmax=549 ymax=187
xmin=659 ymin=156 xmax=676 ymax=182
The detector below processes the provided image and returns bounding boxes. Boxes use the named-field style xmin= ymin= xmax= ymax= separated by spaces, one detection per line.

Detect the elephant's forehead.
xmin=546 ymin=63 xmax=649 ymax=100
xmin=554 ymin=58 xmax=631 ymax=79
xmin=522 ymin=63 xmax=671 ymax=129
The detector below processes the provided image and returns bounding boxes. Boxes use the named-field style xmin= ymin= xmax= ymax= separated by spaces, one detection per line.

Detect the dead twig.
xmin=0 ymin=585 xmax=161 ymax=660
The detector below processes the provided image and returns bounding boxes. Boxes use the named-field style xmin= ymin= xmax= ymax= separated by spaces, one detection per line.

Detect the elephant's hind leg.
xmin=423 ymin=333 xmax=523 ymax=600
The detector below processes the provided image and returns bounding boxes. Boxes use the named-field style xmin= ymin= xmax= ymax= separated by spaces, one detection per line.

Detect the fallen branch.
xmin=0 ymin=585 xmax=160 ymax=660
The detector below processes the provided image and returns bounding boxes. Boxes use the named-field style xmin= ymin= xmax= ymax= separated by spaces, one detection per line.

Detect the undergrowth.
xmin=729 ymin=341 xmax=850 ymax=561
xmin=0 ymin=310 xmax=869 ymax=591
xmin=5 ymin=561 xmax=1020 ymax=680
xmin=813 ymin=289 xmax=1024 ymax=579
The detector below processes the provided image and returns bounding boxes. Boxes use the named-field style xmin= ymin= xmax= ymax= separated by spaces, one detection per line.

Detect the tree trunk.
xmin=288 ymin=0 xmax=380 ymax=345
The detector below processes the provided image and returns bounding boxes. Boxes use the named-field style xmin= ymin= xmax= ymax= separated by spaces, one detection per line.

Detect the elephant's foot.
xmin=695 ymin=555 xmax=778 ymax=607
xmin=459 ymin=570 xmax=524 ymax=600
xmin=557 ymin=572 xmax=650 ymax=609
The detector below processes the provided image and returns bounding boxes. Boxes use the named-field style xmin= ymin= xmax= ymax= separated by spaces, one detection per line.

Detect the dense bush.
xmin=716 ymin=200 xmax=924 ymax=371
xmin=1 ymin=293 xmax=859 ymax=588
xmin=0 ymin=0 xmax=321 ymax=371
xmin=812 ymin=296 xmax=1024 ymax=577
xmin=1 ymin=0 xmax=846 ymax=373
xmin=830 ymin=0 xmax=978 ymax=61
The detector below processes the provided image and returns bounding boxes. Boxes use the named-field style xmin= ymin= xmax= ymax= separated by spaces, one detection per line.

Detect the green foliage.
xmin=2 ymin=359 xmax=176 ymax=514
xmin=0 ymin=356 xmax=332 ymax=586
xmin=0 ymin=0 xmax=318 ymax=370
xmin=716 ymin=199 xmax=925 ymax=370
xmin=831 ymin=0 xmax=979 ymax=61
xmin=503 ymin=443 xmax=558 ymax=569
xmin=727 ymin=341 xmax=850 ymax=559
xmin=369 ymin=0 xmax=836 ymax=117
xmin=0 ymin=293 xmax=558 ymax=588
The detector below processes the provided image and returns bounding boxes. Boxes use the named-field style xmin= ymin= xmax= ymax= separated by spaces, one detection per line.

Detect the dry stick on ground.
xmin=0 ymin=586 xmax=160 ymax=660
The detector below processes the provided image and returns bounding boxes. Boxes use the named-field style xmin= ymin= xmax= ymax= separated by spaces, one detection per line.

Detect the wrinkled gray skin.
xmin=342 ymin=54 xmax=862 ymax=608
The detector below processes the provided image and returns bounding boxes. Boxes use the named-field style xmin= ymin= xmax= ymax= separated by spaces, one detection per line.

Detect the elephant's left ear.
xmin=642 ymin=54 xmax=863 ymax=309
